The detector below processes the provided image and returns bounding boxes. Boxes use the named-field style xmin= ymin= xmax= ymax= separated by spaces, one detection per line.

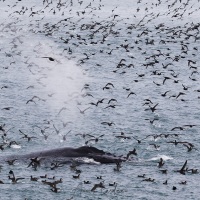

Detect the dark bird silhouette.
xmin=27 ymin=157 xmax=44 ymax=170
xmin=162 ymin=63 xmax=173 ymax=69
xmin=85 ymin=134 xmax=104 ymax=145
xmin=96 ymin=98 xmax=106 ymax=106
xmin=96 ymin=176 xmax=102 ymax=180
xmin=77 ymin=107 xmax=90 ymax=114
xmin=51 ymin=162 xmax=64 ymax=170
xmin=48 ymin=93 xmax=55 ymax=97
xmin=84 ymin=180 xmax=91 ymax=184
xmin=103 ymin=86 xmax=111 ymax=90
xmin=2 ymin=107 xmax=13 ymax=110
xmin=61 ymin=130 xmax=71 ymax=141
xmin=114 ymin=161 xmax=122 ymax=171
xmin=136 ymin=73 xmax=145 ymax=77
xmin=62 ymin=121 xmax=73 ymax=128
xmin=158 ymin=158 xmax=165 ymax=168
xmin=183 ymin=124 xmax=197 ymax=128
xmin=160 ymin=169 xmax=167 ymax=174
xmin=149 ymin=143 xmax=160 ymax=150
xmin=132 ymin=136 xmax=148 ymax=143
xmin=182 ymin=143 xmax=196 ymax=152
xmin=57 ymin=107 xmax=68 ymax=115
xmin=176 ymin=92 xmax=186 ymax=99
xmin=188 ymin=59 xmax=196 ymax=66
xmin=172 ymin=186 xmax=177 ymax=190
xmin=8 ymin=175 xmax=25 ymax=183
xmin=26 ymin=96 xmax=45 ymax=104
xmin=108 ymin=98 xmax=117 ymax=104
xmin=182 ymin=84 xmax=190 ymax=90
xmin=189 ymin=77 xmax=197 ymax=81
xmin=75 ymin=133 xmax=94 ymax=139
xmin=0 ymin=145 xmax=5 ymax=151
xmin=127 ymin=92 xmax=137 ymax=98
xmin=142 ymin=178 xmax=155 ymax=182
xmin=19 ymin=130 xmax=37 ymax=142
xmin=126 ymin=148 xmax=137 ymax=159
xmin=179 ymin=181 xmax=187 ymax=185
xmin=167 ymin=140 xmax=180 ymax=145
xmin=138 ymin=174 xmax=146 ymax=178
xmin=41 ymin=131 xmax=51 ymax=140
xmin=26 ymin=98 xmax=36 ymax=104
xmin=163 ymin=77 xmax=171 ymax=84
xmin=1 ymin=86 xmax=8 ymax=89
xmin=53 ymin=124 xmax=60 ymax=134
xmin=6 ymin=159 xmax=17 ymax=165
xmin=30 ymin=176 xmax=39 ymax=181
xmin=72 ymin=174 xmax=80 ymax=179
xmin=42 ymin=179 xmax=61 ymax=189
xmin=89 ymin=102 xmax=98 ymax=106
xmin=51 ymin=186 xmax=60 ymax=193
xmin=109 ymin=182 xmax=117 ymax=187
xmin=8 ymin=170 xmax=25 ymax=183
xmin=187 ymin=169 xmax=198 ymax=174
xmin=101 ymin=122 xmax=115 ymax=126
xmin=42 ymin=56 xmax=55 ymax=61
xmin=163 ymin=180 xmax=168 ymax=185
xmin=146 ymin=103 xmax=159 ymax=112
xmin=171 ymin=126 xmax=185 ymax=131
xmin=145 ymin=118 xmax=159 ymax=124
xmin=115 ymin=132 xmax=131 ymax=139
xmin=104 ymin=83 xmax=114 ymax=88
xmin=40 ymin=174 xmax=47 ymax=179
xmin=82 ymin=93 xmax=94 ymax=98
xmin=174 ymin=160 xmax=188 ymax=175
xmin=161 ymin=91 xmax=170 ymax=97
xmin=0 ymin=124 xmax=5 ymax=132
xmin=104 ymin=105 xmax=118 ymax=109
xmin=91 ymin=182 xmax=105 ymax=191
xmin=144 ymin=99 xmax=153 ymax=104
xmin=153 ymin=81 xmax=161 ymax=86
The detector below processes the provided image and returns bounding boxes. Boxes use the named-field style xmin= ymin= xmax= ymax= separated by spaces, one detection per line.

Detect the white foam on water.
xmin=148 ymin=154 xmax=173 ymax=161
xmin=73 ymin=157 xmax=101 ymax=164
xmin=10 ymin=144 xmax=21 ymax=149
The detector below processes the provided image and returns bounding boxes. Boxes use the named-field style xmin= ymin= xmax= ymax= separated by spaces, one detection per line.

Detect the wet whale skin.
xmin=2 ymin=146 xmax=125 ymax=164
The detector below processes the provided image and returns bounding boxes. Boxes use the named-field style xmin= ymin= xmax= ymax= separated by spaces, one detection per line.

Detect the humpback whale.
xmin=1 ymin=146 xmax=126 ymax=164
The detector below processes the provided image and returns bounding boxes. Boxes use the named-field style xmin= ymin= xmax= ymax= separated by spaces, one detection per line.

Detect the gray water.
xmin=0 ymin=0 xmax=200 ymax=199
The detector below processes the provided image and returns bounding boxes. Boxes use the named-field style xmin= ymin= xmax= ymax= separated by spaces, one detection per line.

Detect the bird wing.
xmin=83 ymin=107 xmax=90 ymax=112
xmin=91 ymin=184 xmax=98 ymax=191
xmin=16 ymin=178 xmax=25 ymax=181
xmin=98 ymin=134 xmax=104 ymax=138
xmin=181 ymin=160 xmax=187 ymax=171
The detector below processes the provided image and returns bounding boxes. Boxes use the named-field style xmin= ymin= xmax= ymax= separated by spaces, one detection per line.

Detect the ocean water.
xmin=0 ymin=0 xmax=200 ymax=199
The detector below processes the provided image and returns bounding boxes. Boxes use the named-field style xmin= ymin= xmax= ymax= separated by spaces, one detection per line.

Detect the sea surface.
xmin=0 ymin=0 xmax=200 ymax=199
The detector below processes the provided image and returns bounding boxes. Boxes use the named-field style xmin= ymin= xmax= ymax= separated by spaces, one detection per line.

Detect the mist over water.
xmin=0 ymin=0 xmax=200 ymax=199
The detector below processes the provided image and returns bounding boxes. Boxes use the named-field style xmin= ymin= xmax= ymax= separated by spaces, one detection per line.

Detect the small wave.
xmin=148 ymin=154 xmax=173 ymax=161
